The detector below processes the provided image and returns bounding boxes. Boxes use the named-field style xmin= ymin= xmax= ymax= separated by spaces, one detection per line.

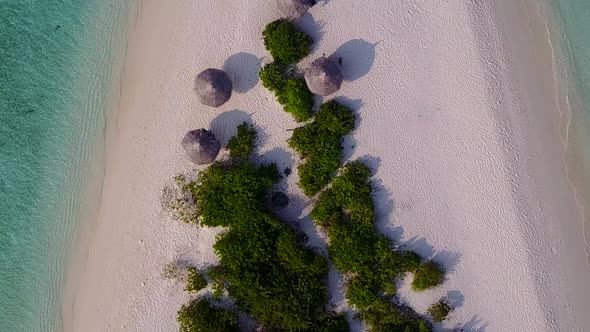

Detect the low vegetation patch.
xmin=427 ymin=298 xmax=452 ymax=323
xmin=174 ymin=125 xmax=344 ymax=331
xmin=185 ymin=267 xmax=207 ymax=294
xmin=312 ymin=313 xmax=350 ymax=332
xmin=412 ymin=261 xmax=445 ymax=292
xmin=162 ymin=260 xmax=187 ymax=281
xmin=263 ymin=19 xmax=313 ymax=64
xmin=226 ymin=122 xmax=257 ymax=160
xmin=162 ymin=175 xmax=199 ymax=224
xmin=260 ymin=62 xmax=314 ymax=122
xmin=311 ymin=161 xmax=443 ymax=331
xmin=289 ymin=100 xmax=355 ymax=196
xmin=177 ymin=298 xmax=238 ymax=332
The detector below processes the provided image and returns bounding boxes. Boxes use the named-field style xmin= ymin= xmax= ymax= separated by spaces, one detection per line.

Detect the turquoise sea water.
xmin=552 ymin=0 xmax=590 ymax=108
xmin=550 ymin=0 xmax=590 ymax=252
xmin=0 ymin=1 xmax=129 ymax=331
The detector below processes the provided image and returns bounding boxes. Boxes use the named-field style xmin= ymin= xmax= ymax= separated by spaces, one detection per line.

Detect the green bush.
xmin=226 ymin=122 xmax=257 ymax=160
xmin=312 ymin=313 xmax=349 ymax=332
xmin=310 ymin=161 xmax=441 ymax=331
xmin=177 ymin=299 xmax=238 ymax=332
xmin=186 ymin=161 xmax=280 ymax=228
xmin=347 ymin=276 xmax=377 ymax=308
xmin=214 ymin=221 xmax=328 ymax=330
xmin=277 ymin=78 xmax=314 ymax=122
xmin=356 ymin=298 xmax=403 ymax=331
xmin=263 ymin=19 xmax=313 ymax=64
xmin=289 ymin=101 xmax=356 ymax=195
xmin=185 ymin=267 xmax=207 ymax=294
xmin=412 ymin=261 xmax=445 ymax=291
xmin=179 ymin=125 xmax=330 ymax=331
xmin=259 ymin=62 xmax=314 ymax=122
xmin=259 ymin=62 xmax=287 ymax=93
xmin=427 ymin=298 xmax=452 ymax=323
xmin=357 ymin=299 xmax=432 ymax=332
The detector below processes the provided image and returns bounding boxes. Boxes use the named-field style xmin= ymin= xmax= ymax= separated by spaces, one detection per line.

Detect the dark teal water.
xmin=0 ymin=1 xmax=129 ymax=331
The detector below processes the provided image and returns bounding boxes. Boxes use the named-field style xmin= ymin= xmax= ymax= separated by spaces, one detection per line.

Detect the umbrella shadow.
xmin=208 ymin=110 xmax=253 ymax=147
xmin=223 ymin=52 xmax=262 ymax=93
xmin=330 ymin=39 xmax=378 ymax=81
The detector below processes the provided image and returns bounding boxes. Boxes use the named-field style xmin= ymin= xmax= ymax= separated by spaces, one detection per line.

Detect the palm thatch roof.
xmin=304 ymin=57 xmax=343 ymax=96
xmin=276 ymin=0 xmax=316 ymax=19
xmin=195 ymin=68 xmax=232 ymax=107
xmin=181 ymin=129 xmax=221 ymax=165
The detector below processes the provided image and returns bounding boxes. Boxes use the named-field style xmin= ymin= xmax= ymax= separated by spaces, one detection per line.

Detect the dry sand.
xmin=64 ymin=0 xmax=590 ymax=331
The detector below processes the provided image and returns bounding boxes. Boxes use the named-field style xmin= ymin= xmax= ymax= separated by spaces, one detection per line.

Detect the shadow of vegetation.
xmin=446 ymin=290 xmax=465 ymax=309
xmin=223 ymin=52 xmax=261 ymax=93
xmin=458 ymin=316 xmax=489 ymax=332
xmin=260 ymin=147 xmax=295 ymax=177
xmin=208 ymin=110 xmax=252 ymax=147
xmin=339 ymin=97 xmax=363 ymax=162
xmin=297 ymin=14 xmax=325 ymax=52
xmin=331 ymin=39 xmax=378 ymax=81
xmin=402 ymin=237 xmax=435 ymax=257
xmin=432 ymin=249 xmax=462 ymax=274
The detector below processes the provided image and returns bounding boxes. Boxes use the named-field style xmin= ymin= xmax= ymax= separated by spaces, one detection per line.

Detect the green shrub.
xmin=263 ymin=19 xmax=313 ymax=64
xmin=259 ymin=62 xmax=314 ymax=122
xmin=427 ymin=298 xmax=452 ymax=322
xmin=312 ymin=101 xmax=357 ymax=135
xmin=289 ymin=101 xmax=356 ymax=195
xmin=356 ymin=298 xmax=403 ymax=331
xmin=401 ymin=319 xmax=432 ymax=332
xmin=180 ymin=125 xmax=329 ymax=331
xmin=412 ymin=261 xmax=445 ymax=291
xmin=357 ymin=299 xmax=433 ymax=332
xmin=177 ymin=299 xmax=238 ymax=332
xmin=185 ymin=267 xmax=207 ymax=294
xmin=259 ymin=62 xmax=287 ymax=93
xmin=310 ymin=161 xmax=442 ymax=331
xmin=417 ymin=320 xmax=431 ymax=332
xmin=214 ymin=221 xmax=327 ymax=330
xmin=277 ymin=78 xmax=314 ymax=122
xmin=226 ymin=122 xmax=257 ymax=160
xmin=347 ymin=277 xmax=377 ymax=308
xmin=186 ymin=161 xmax=280 ymax=227
xmin=276 ymin=230 xmax=328 ymax=275
xmin=312 ymin=313 xmax=349 ymax=332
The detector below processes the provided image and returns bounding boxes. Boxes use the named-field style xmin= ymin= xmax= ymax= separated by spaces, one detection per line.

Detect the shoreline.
xmin=484 ymin=0 xmax=590 ymax=329
xmin=64 ymin=0 xmax=590 ymax=331
xmin=61 ymin=2 xmax=138 ymax=331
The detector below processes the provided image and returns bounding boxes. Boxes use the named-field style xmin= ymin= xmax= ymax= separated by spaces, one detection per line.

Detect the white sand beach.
xmin=64 ymin=0 xmax=590 ymax=331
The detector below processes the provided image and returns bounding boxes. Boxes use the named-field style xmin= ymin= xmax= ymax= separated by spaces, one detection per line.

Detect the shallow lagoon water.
xmin=0 ymin=1 xmax=129 ymax=330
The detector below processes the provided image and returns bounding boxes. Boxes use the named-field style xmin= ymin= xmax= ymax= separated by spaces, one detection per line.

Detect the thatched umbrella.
xmin=195 ymin=68 xmax=232 ymax=107
xmin=304 ymin=56 xmax=343 ymax=96
xmin=276 ymin=0 xmax=316 ymax=19
xmin=182 ymin=129 xmax=221 ymax=165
